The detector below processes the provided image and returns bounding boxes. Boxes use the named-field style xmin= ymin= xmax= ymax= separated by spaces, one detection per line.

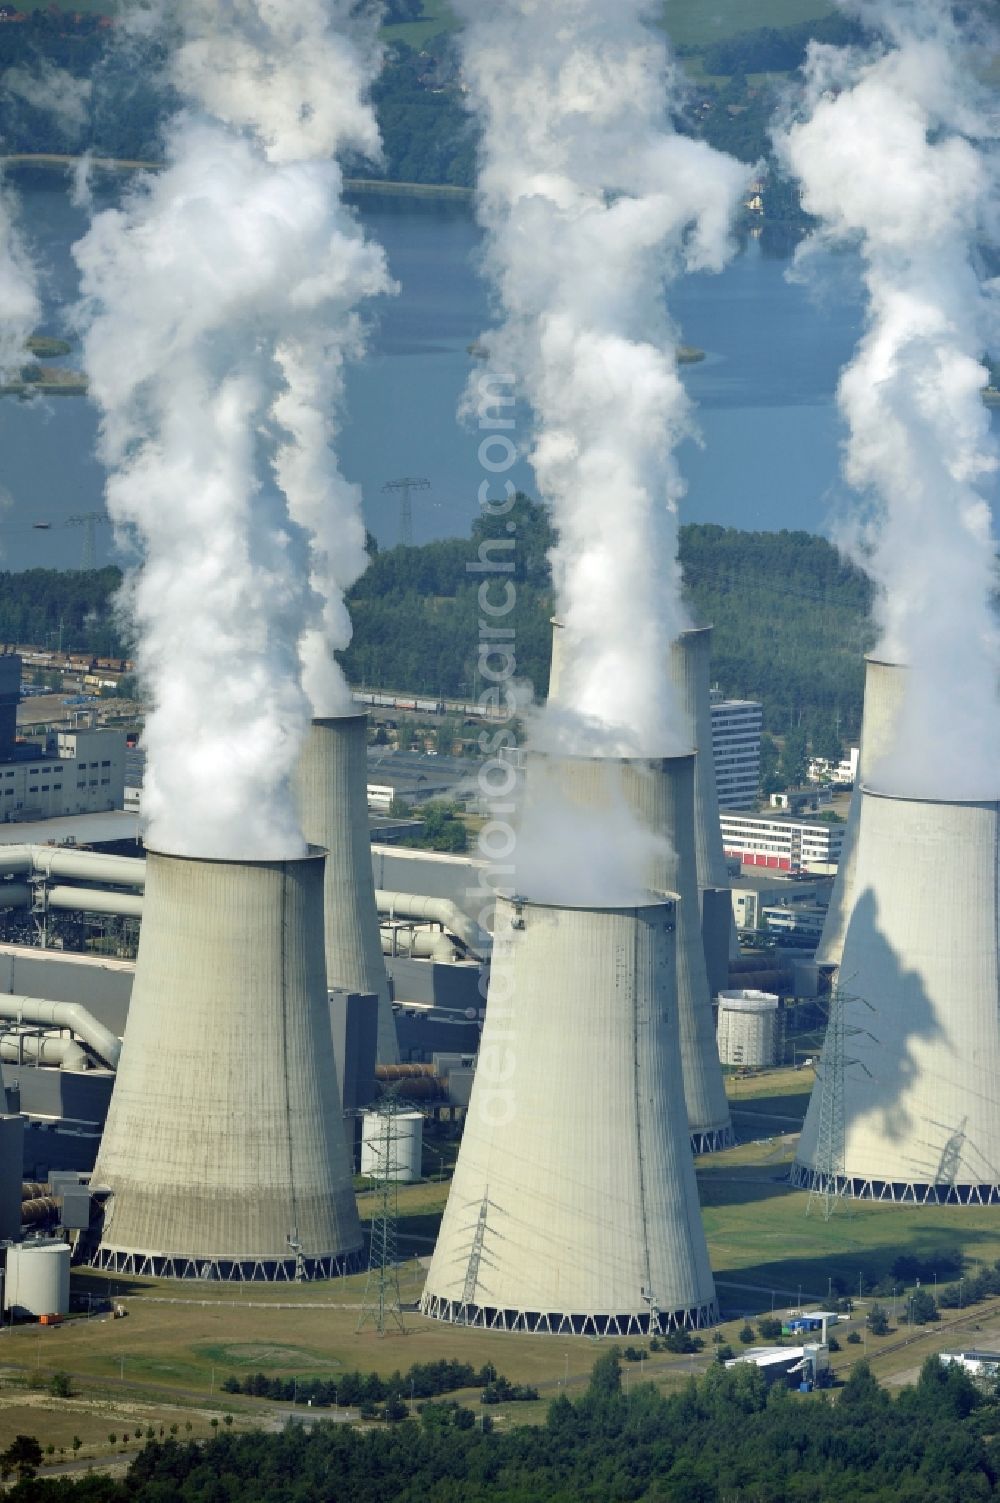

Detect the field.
xmin=661 ymin=0 xmax=835 ymax=51
xmin=5 ymin=1063 xmax=1000 ymax=1462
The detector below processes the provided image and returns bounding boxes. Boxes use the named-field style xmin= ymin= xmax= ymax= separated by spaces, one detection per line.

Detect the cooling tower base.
xmin=87 ymin=1245 xmax=364 ymax=1283
xmin=691 ymin=1125 xmax=736 ymax=1155
xmin=789 ymin=1162 xmax=1000 ymax=1207
xmin=419 ymin=1293 xmax=718 ymax=1337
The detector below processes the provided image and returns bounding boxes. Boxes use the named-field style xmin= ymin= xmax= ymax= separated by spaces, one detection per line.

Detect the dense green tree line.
xmin=0 ymin=505 xmax=874 ymax=741
xmin=6 ymin=1351 xmax=998 ymax=1501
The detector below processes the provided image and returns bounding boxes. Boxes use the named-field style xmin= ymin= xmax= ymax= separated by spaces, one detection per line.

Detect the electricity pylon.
xmin=382 ymin=477 xmax=429 ymax=548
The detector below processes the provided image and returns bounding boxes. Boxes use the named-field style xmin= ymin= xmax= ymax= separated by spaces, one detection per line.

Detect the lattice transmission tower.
xmin=806 ymin=987 xmax=875 ymax=1221
xmin=357 ymin=1098 xmax=415 ymax=1335
xmin=382 ymin=476 xmax=429 ymax=548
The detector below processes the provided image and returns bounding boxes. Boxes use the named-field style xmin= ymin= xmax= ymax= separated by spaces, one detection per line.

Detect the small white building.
xmin=939 ymin=1350 xmax=1000 ymax=1379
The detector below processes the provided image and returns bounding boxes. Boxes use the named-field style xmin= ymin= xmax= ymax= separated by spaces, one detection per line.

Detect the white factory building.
xmin=0 ymin=729 xmax=126 ymax=825
xmin=710 ymin=692 xmax=762 ymax=810
xmin=719 ymin=811 xmax=845 ymax=873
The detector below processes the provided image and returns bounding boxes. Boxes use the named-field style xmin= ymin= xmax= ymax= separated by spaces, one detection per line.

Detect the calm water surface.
xmin=0 ymin=173 xmax=995 ymax=570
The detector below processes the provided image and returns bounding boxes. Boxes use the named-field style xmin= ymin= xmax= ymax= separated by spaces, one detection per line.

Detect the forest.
xmin=2 ymin=1351 xmax=996 ymax=1501
xmin=0 ymin=7 xmax=860 ymax=223
xmin=0 ymin=506 xmax=874 ymax=742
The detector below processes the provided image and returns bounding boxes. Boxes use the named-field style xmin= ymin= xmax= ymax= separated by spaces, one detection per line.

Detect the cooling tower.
xmin=525 ymin=752 xmax=733 ymax=1151
xmin=421 ymin=894 xmax=717 ymax=1334
xmin=293 ymin=714 xmax=398 ymax=1064
xmin=814 ymin=656 xmax=906 ymax=970
xmin=793 ymin=788 xmax=1000 ymax=1204
xmin=668 ymin=626 xmax=735 ymax=996
xmin=88 ymin=849 xmax=363 ymax=1279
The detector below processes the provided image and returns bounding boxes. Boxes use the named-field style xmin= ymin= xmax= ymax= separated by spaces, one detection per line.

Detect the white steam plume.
xmin=1 ymin=63 xmax=92 ymax=135
xmin=0 ymin=180 xmax=39 ymax=381
xmin=457 ymin=0 xmax=751 ymax=759
xmin=73 ymin=2 xmax=390 ymax=856
xmin=774 ymin=1 xmax=1000 ymax=799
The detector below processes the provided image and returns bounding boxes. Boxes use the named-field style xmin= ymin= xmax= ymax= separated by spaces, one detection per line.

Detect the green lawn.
xmin=660 ymin=0 xmax=836 ymax=50
xmin=381 ymin=0 xmax=460 ymax=50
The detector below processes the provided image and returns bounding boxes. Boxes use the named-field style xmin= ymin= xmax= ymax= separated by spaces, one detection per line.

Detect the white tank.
xmin=668 ymin=627 xmax=735 ymax=997
xmin=421 ymin=894 xmax=717 ymax=1335
xmin=0 ymin=1115 xmax=24 ymax=1242
xmin=524 ymin=753 xmax=733 ymax=1152
xmin=293 ymin=714 xmax=398 ymax=1064
xmin=89 ymin=848 xmax=363 ymax=1279
xmin=4 ymin=1240 xmax=70 ymax=1317
xmin=815 ymin=657 xmax=906 ymax=970
xmin=716 ymin=991 xmax=780 ymax=1070
xmin=361 ymin=1109 xmax=423 ymax=1183
xmin=794 ymin=788 xmax=1000 ymax=1203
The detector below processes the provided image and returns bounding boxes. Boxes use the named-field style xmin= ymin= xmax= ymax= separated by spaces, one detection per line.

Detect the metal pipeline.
xmin=0 ymin=1034 xmax=89 ymax=1070
xmin=0 ymin=846 xmax=145 ymax=888
xmin=22 ymin=1181 xmax=48 ymax=1200
xmin=375 ymin=891 xmax=490 ymax=958
xmin=20 ymin=1196 xmax=59 ymax=1226
xmin=379 ymin=925 xmax=458 ymax=962
xmin=0 ymin=997 xmax=121 ymax=1069
xmin=45 ymin=886 xmax=143 ymax=920
xmin=376 ymin=1063 xmax=439 ymax=1080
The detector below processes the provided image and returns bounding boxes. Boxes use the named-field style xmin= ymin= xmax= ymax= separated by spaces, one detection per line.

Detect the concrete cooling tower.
xmin=815 ymin=657 xmax=906 ymax=971
xmin=293 ymin=713 xmax=398 ymax=1064
xmin=793 ymin=788 xmax=1000 ymax=1204
xmin=420 ymin=894 xmax=717 ymax=1334
xmin=668 ymin=626 xmax=736 ymax=999
xmin=88 ymin=849 xmax=363 ymax=1279
xmin=524 ymin=752 xmax=733 ymax=1152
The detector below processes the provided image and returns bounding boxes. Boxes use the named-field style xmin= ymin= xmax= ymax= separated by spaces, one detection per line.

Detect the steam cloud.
xmin=457 ymin=0 xmax=750 ymax=759
xmin=0 ymin=181 xmax=39 ymax=381
xmin=73 ymin=1 xmax=390 ymax=856
xmin=774 ymin=0 xmax=1000 ymax=799
xmin=457 ymin=0 xmax=749 ymax=903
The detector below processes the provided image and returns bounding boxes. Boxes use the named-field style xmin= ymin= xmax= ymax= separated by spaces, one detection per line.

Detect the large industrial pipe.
xmin=45 ymin=886 xmax=143 ymax=920
xmin=20 ymin=1196 xmax=59 ymax=1226
xmin=0 ymin=1034 xmax=90 ymax=1071
xmin=0 ymin=997 xmax=120 ymax=1069
xmin=379 ymin=926 xmax=458 ymax=962
xmin=0 ymin=847 xmax=145 ymax=888
xmin=375 ymin=891 xmax=489 ymax=959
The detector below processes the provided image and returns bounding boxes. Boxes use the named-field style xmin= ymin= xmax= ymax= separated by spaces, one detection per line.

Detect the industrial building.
xmin=719 ymin=810 xmax=845 ymax=872
xmin=710 ymin=692 xmax=762 ymax=810
xmin=793 ymin=788 xmax=1000 ymax=1204
xmin=730 ymin=871 xmax=833 ymax=936
xmin=86 ymin=849 xmax=363 ymax=1280
xmin=421 ymin=894 xmax=718 ymax=1335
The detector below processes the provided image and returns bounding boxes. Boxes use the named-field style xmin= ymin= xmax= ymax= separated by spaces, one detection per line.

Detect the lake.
xmin=0 ymin=169 xmax=995 ymax=571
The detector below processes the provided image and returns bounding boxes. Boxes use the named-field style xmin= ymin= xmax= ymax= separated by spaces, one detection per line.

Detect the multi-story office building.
xmin=710 ymin=692 xmax=762 ymax=810
xmin=719 ymin=810 xmax=845 ymax=873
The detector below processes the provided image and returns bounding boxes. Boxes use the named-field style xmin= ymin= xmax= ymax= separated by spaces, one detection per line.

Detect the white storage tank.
xmin=4 ymin=1240 xmax=70 ymax=1318
xmin=716 ymin=990 xmax=780 ymax=1070
xmin=361 ymin=1109 xmax=423 ymax=1183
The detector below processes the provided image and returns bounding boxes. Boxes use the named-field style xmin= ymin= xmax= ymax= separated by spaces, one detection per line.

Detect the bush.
xmin=49 ymin=1371 xmax=72 ymax=1398
xmin=827 ymin=1336 xmax=841 ymax=1353
xmin=757 ymin=1318 xmax=783 ymax=1342
xmin=867 ymin=1303 xmax=890 ymax=1336
xmin=738 ymin=1322 xmax=755 ymax=1345
xmin=847 ymin=1332 xmax=862 ymax=1345
xmin=716 ymin=1345 xmax=734 ymax=1364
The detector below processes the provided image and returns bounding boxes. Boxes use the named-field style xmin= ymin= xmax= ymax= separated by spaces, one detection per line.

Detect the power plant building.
xmin=793 ymin=788 xmax=1000 ymax=1204
xmin=88 ymin=848 xmax=362 ymax=1279
xmin=421 ymin=894 xmax=718 ymax=1335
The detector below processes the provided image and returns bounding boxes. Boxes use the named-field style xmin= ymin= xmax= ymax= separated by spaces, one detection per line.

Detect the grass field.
xmin=661 ymin=0 xmax=836 ymax=50
xmin=5 ymin=1065 xmax=1000 ymax=1453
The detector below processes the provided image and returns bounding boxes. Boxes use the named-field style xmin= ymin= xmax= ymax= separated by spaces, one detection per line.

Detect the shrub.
xmin=738 ymin=1322 xmax=755 ymax=1345
xmin=847 ymin=1331 xmax=862 ymax=1345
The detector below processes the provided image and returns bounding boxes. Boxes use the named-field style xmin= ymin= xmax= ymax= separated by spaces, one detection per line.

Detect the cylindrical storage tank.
xmin=3 ymin=1241 xmax=70 ymax=1318
xmin=794 ymin=789 xmax=1000 ymax=1203
xmin=361 ymin=1110 xmax=423 ymax=1183
xmin=293 ymin=714 xmax=398 ymax=1064
xmin=522 ymin=753 xmax=734 ymax=1152
xmin=421 ymin=895 xmax=718 ymax=1336
xmin=668 ymin=627 xmax=737 ymax=987
xmin=716 ymin=991 xmax=779 ymax=1070
xmin=0 ymin=1115 xmax=24 ymax=1242
xmin=88 ymin=848 xmax=363 ymax=1280
xmin=815 ymin=657 xmax=906 ymax=970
